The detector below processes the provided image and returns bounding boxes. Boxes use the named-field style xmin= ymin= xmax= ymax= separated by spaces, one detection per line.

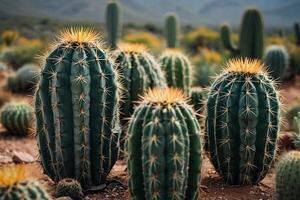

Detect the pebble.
xmin=12 ymin=151 xmax=35 ymax=163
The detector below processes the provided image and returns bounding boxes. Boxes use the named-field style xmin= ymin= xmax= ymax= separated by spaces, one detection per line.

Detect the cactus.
xmin=56 ymin=178 xmax=83 ymax=200
xmin=206 ymin=58 xmax=280 ymax=185
xmin=106 ymin=1 xmax=121 ymax=49
xmin=292 ymin=112 xmax=300 ymax=148
xmin=160 ymin=49 xmax=191 ymax=94
xmin=294 ymin=23 xmax=300 ymax=46
xmin=35 ymin=27 xmax=121 ymax=189
xmin=126 ymin=88 xmax=202 ymax=200
xmin=190 ymin=87 xmax=207 ymax=113
xmin=276 ymin=151 xmax=300 ymax=200
xmin=0 ymin=102 xmax=33 ymax=136
xmin=165 ymin=13 xmax=179 ymax=48
xmin=220 ymin=8 xmax=264 ymax=59
xmin=264 ymin=45 xmax=289 ymax=80
xmin=0 ymin=165 xmax=50 ymax=200
xmin=7 ymin=63 xmax=40 ymax=93
xmin=114 ymin=43 xmax=165 ymax=144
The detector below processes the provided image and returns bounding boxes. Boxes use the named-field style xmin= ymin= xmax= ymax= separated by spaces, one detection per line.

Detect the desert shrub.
xmin=123 ymin=32 xmax=161 ymax=49
xmin=266 ymin=36 xmax=285 ymax=45
xmin=1 ymin=30 xmax=19 ymax=46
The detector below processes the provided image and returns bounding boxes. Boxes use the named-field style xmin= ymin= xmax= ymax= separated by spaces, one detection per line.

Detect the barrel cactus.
xmin=0 ymin=165 xmax=50 ymax=200
xmin=276 ymin=151 xmax=300 ymax=200
xmin=264 ymin=45 xmax=289 ymax=80
xmin=165 ymin=13 xmax=179 ymax=48
xmin=220 ymin=8 xmax=264 ymax=59
xmin=126 ymin=88 xmax=202 ymax=200
xmin=0 ymin=102 xmax=33 ymax=136
xmin=35 ymin=27 xmax=121 ymax=189
xmin=56 ymin=178 xmax=83 ymax=200
xmin=7 ymin=63 xmax=40 ymax=93
xmin=206 ymin=58 xmax=280 ymax=185
xmin=292 ymin=112 xmax=300 ymax=148
xmin=106 ymin=1 xmax=121 ymax=49
xmin=160 ymin=49 xmax=191 ymax=94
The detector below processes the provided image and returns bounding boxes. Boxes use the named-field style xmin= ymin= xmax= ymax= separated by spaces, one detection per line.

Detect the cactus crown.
xmin=288 ymin=151 xmax=300 ymax=159
xmin=119 ymin=43 xmax=147 ymax=53
xmin=0 ymin=165 xmax=27 ymax=186
xmin=57 ymin=27 xmax=101 ymax=45
xmin=141 ymin=88 xmax=186 ymax=104
xmin=225 ymin=58 xmax=266 ymax=74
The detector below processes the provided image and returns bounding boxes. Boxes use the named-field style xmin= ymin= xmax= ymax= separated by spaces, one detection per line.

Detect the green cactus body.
xmin=206 ymin=59 xmax=280 ymax=185
xmin=35 ymin=28 xmax=121 ymax=189
xmin=165 ymin=13 xmax=178 ymax=48
xmin=114 ymin=44 xmax=165 ymax=137
xmin=126 ymin=88 xmax=202 ymax=200
xmin=160 ymin=49 xmax=191 ymax=94
xmin=106 ymin=1 xmax=121 ymax=49
xmin=190 ymin=87 xmax=207 ymax=113
xmin=264 ymin=45 xmax=289 ymax=80
xmin=220 ymin=8 xmax=264 ymax=59
xmin=292 ymin=112 xmax=300 ymax=148
xmin=294 ymin=23 xmax=300 ymax=46
xmin=56 ymin=178 xmax=83 ymax=200
xmin=7 ymin=63 xmax=40 ymax=93
xmin=0 ymin=102 xmax=33 ymax=136
xmin=276 ymin=151 xmax=300 ymax=200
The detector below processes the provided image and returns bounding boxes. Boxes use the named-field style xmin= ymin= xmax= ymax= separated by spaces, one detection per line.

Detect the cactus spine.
xmin=160 ymin=49 xmax=191 ymax=94
xmin=165 ymin=13 xmax=179 ymax=48
xmin=276 ymin=151 xmax=300 ymax=200
xmin=220 ymin=8 xmax=264 ymax=59
xmin=0 ymin=102 xmax=33 ymax=136
xmin=264 ymin=45 xmax=289 ymax=80
xmin=206 ymin=59 xmax=280 ymax=185
xmin=126 ymin=88 xmax=202 ymax=200
xmin=35 ymin=28 xmax=121 ymax=189
xmin=0 ymin=165 xmax=50 ymax=200
xmin=56 ymin=178 xmax=83 ymax=200
xmin=292 ymin=112 xmax=300 ymax=148
xmin=294 ymin=23 xmax=300 ymax=46
xmin=106 ymin=1 xmax=121 ymax=49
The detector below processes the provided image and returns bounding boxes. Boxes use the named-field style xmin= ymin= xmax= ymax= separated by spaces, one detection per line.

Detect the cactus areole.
xmin=126 ymin=88 xmax=202 ymax=200
xmin=35 ymin=28 xmax=121 ymax=189
xmin=206 ymin=59 xmax=280 ymax=185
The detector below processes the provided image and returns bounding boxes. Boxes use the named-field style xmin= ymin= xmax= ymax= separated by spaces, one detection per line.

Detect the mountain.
xmin=0 ymin=0 xmax=299 ymax=27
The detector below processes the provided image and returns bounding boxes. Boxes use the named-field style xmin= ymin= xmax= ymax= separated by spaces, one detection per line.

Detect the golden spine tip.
xmin=0 ymin=165 xmax=27 ymax=186
xmin=118 ymin=43 xmax=147 ymax=53
xmin=57 ymin=27 xmax=100 ymax=44
xmin=140 ymin=87 xmax=187 ymax=104
xmin=225 ymin=58 xmax=266 ymax=74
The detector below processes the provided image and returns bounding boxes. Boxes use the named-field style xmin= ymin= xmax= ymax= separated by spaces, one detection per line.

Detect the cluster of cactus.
xmin=56 ymin=178 xmax=83 ymax=200
xmin=0 ymin=102 xmax=33 ymax=136
xmin=294 ymin=23 xmax=300 ymax=46
xmin=0 ymin=165 xmax=50 ymax=200
xmin=264 ymin=45 xmax=289 ymax=80
xmin=160 ymin=49 xmax=191 ymax=94
xmin=206 ymin=59 xmax=280 ymax=185
xmin=114 ymin=43 xmax=165 ymax=142
xmin=126 ymin=88 xmax=202 ymax=200
xmin=220 ymin=8 xmax=264 ymax=59
xmin=165 ymin=13 xmax=179 ymax=48
xmin=292 ymin=112 xmax=300 ymax=148
xmin=276 ymin=151 xmax=300 ymax=200
xmin=35 ymin=28 xmax=121 ymax=189
xmin=106 ymin=1 xmax=121 ymax=49
xmin=7 ymin=63 xmax=40 ymax=93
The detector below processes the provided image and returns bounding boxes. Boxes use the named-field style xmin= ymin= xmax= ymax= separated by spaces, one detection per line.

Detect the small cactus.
xmin=165 ymin=13 xmax=179 ymax=48
xmin=56 ymin=178 xmax=83 ymax=200
xmin=264 ymin=45 xmax=289 ymax=80
xmin=126 ymin=88 xmax=202 ymax=200
xmin=0 ymin=165 xmax=50 ymax=200
xmin=0 ymin=102 xmax=33 ymax=136
xmin=276 ymin=151 xmax=300 ymax=200
xmin=160 ymin=49 xmax=191 ymax=94
xmin=206 ymin=59 xmax=280 ymax=185
xmin=220 ymin=8 xmax=264 ymax=59
xmin=190 ymin=87 xmax=207 ymax=113
xmin=106 ymin=1 xmax=121 ymax=49
xmin=35 ymin=27 xmax=121 ymax=189
xmin=292 ymin=112 xmax=300 ymax=148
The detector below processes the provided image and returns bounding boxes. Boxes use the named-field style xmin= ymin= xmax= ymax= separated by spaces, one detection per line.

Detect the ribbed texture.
xmin=190 ymin=87 xmax=207 ymax=113
xmin=106 ymin=1 xmax=121 ymax=49
xmin=165 ymin=13 xmax=178 ymax=48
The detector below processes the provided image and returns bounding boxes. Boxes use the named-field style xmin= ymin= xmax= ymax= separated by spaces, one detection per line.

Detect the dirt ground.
xmin=0 ymin=82 xmax=299 ymax=200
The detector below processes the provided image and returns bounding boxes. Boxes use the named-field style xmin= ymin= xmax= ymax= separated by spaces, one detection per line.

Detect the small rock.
xmin=56 ymin=197 xmax=72 ymax=200
xmin=0 ymin=155 xmax=13 ymax=163
xmin=86 ymin=184 xmax=106 ymax=192
xmin=12 ymin=151 xmax=35 ymax=163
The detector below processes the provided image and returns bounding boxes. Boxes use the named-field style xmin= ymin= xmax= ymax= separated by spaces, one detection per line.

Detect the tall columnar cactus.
xmin=206 ymin=59 xmax=280 ymax=185
xmin=0 ymin=102 xmax=33 ymax=136
xmin=264 ymin=45 xmax=289 ymax=80
xmin=190 ymin=87 xmax=207 ymax=113
xmin=0 ymin=165 xmax=50 ymax=200
xmin=114 ymin=43 xmax=165 ymax=140
xmin=165 ymin=13 xmax=179 ymax=48
xmin=276 ymin=151 xmax=300 ymax=200
xmin=294 ymin=23 xmax=300 ymax=46
xmin=126 ymin=88 xmax=202 ymax=200
xmin=35 ymin=28 xmax=121 ymax=189
xmin=220 ymin=8 xmax=264 ymax=59
xmin=160 ymin=49 xmax=191 ymax=94
xmin=292 ymin=112 xmax=300 ymax=148
xmin=106 ymin=1 xmax=121 ymax=49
